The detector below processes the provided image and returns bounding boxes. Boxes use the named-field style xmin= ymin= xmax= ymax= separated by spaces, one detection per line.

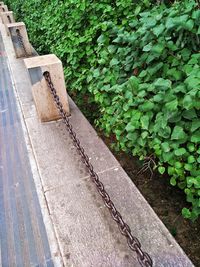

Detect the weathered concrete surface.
xmin=8 ymin=22 xmax=32 ymax=58
xmin=1 ymin=11 xmax=15 ymax=37
xmin=0 ymin=19 xmax=63 ymax=267
xmin=24 ymin=55 xmax=70 ymax=122
xmin=1 ymin=16 xmax=195 ymax=267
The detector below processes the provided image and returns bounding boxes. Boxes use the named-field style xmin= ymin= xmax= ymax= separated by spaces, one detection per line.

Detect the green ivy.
xmin=5 ymin=0 xmax=200 ymax=220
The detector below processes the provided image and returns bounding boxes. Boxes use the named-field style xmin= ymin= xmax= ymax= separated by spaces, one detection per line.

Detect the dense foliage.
xmin=5 ymin=0 xmax=200 ymax=220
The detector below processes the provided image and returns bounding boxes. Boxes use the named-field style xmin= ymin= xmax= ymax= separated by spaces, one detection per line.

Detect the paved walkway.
xmin=0 ymin=32 xmax=54 ymax=267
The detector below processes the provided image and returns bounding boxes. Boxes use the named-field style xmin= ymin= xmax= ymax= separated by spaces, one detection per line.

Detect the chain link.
xmin=43 ymin=71 xmax=153 ymax=267
xmin=16 ymin=29 xmax=28 ymax=57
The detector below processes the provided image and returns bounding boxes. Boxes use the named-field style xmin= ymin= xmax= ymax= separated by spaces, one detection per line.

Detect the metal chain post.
xmin=16 ymin=29 xmax=28 ymax=57
xmin=43 ymin=71 xmax=153 ymax=267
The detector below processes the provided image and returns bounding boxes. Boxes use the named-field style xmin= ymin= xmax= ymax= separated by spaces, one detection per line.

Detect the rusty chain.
xmin=16 ymin=29 xmax=28 ymax=57
xmin=43 ymin=71 xmax=153 ymax=267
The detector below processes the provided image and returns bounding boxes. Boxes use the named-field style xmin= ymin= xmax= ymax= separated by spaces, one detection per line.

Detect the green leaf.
xmin=128 ymin=76 xmax=139 ymax=91
xmin=126 ymin=132 xmax=138 ymax=141
xmin=158 ymin=166 xmax=165 ymax=174
xmin=182 ymin=109 xmax=197 ymax=120
xmin=174 ymin=148 xmax=186 ymax=156
xmin=170 ymin=177 xmax=177 ymax=186
xmin=153 ymin=24 xmax=165 ymax=37
xmin=140 ymin=115 xmax=149 ymax=130
xmin=182 ymin=208 xmax=191 ymax=219
xmin=154 ymin=78 xmax=171 ymax=90
xmin=175 ymin=162 xmax=182 ymax=169
xmin=93 ymin=68 xmax=100 ymax=78
xmin=161 ymin=142 xmax=170 ymax=152
xmin=107 ymin=45 xmax=116 ymax=54
xmin=143 ymin=43 xmax=152 ymax=52
xmin=124 ymin=90 xmax=133 ymax=100
xmin=191 ymin=120 xmax=200 ymax=132
xmin=183 ymin=95 xmax=193 ymax=110
xmin=110 ymin=58 xmax=119 ymax=66
xmin=187 ymin=143 xmax=195 ymax=152
xmin=165 ymin=99 xmax=178 ymax=111
xmin=97 ymin=34 xmax=107 ymax=44
xmin=139 ymin=101 xmax=155 ymax=112
xmin=152 ymin=43 xmax=165 ymax=54
xmin=188 ymin=155 xmax=195 ymax=164
xmin=141 ymin=131 xmax=148 ymax=139
xmin=191 ymin=132 xmax=200 ymax=143
xmin=184 ymin=163 xmax=193 ymax=171
xmin=171 ymin=126 xmax=187 ymax=140
xmin=125 ymin=122 xmax=135 ymax=132
xmin=184 ymin=19 xmax=194 ymax=31
xmin=158 ymin=126 xmax=171 ymax=139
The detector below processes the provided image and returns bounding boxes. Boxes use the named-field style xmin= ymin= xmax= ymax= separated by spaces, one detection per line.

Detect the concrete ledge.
xmin=1 ymin=20 xmax=194 ymax=267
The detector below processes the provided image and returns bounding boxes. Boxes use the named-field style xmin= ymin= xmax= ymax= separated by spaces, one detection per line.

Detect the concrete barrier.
xmin=24 ymin=54 xmax=70 ymax=122
xmin=8 ymin=22 xmax=32 ymax=58
xmin=1 ymin=11 xmax=15 ymax=35
xmin=0 ymin=4 xmax=8 ymax=12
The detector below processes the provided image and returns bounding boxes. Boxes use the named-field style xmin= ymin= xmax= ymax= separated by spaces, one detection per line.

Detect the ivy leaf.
xmin=124 ymin=91 xmax=133 ymax=100
xmin=158 ymin=126 xmax=171 ymax=139
xmin=139 ymin=101 xmax=155 ymax=112
xmin=97 ymin=34 xmax=107 ymax=44
xmin=126 ymin=132 xmax=138 ymax=141
xmin=182 ymin=208 xmax=191 ymax=219
xmin=171 ymin=126 xmax=187 ymax=140
xmin=183 ymin=95 xmax=193 ymax=110
xmin=153 ymin=24 xmax=165 ymax=37
xmin=174 ymin=148 xmax=187 ymax=156
xmin=107 ymin=45 xmax=116 ymax=54
xmin=191 ymin=132 xmax=200 ymax=143
xmin=158 ymin=166 xmax=165 ymax=174
xmin=110 ymin=58 xmax=119 ymax=66
xmin=170 ymin=177 xmax=177 ymax=186
xmin=143 ymin=43 xmax=152 ymax=52
xmin=154 ymin=78 xmax=171 ymax=90
xmin=128 ymin=76 xmax=139 ymax=91
xmin=141 ymin=131 xmax=148 ymax=139
xmin=191 ymin=120 xmax=200 ymax=132
xmin=140 ymin=115 xmax=149 ymax=130
xmin=184 ymin=19 xmax=194 ymax=31
xmin=182 ymin=109 xmax=197 ymax=120
xmin=125 ymin=123 xmax=135 ymax=132
xmin=161 ymin=142 xmax=170 ymax=152
xmin=165 ymin=99 xmax=178 ymax=111
xmin=152 ymin=43 xmax=165 ymax=54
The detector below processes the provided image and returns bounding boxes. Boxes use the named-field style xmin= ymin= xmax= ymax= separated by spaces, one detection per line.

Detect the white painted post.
xmin=1 ymin=11 xmax=15 ymax=35
xmin=7 ymin=22 xmax=32 ymax=58
xmin=24 ymin=54 xmax=70 ymax=122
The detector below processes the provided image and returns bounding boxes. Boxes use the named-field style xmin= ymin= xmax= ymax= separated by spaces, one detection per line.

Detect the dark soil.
xmin=100 ymin=133 xmax=200 ymax=267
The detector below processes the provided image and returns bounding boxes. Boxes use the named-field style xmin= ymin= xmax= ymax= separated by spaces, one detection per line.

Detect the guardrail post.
xmin=1 ymin=11 xmax=15 ymax=35
xmin=0 ymin=4 xmax=8 ymax=12
xmin=24 ymin=54 xmax=70 ymax=122
xmin=7 ymin=22 xmax=32 ymax=58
